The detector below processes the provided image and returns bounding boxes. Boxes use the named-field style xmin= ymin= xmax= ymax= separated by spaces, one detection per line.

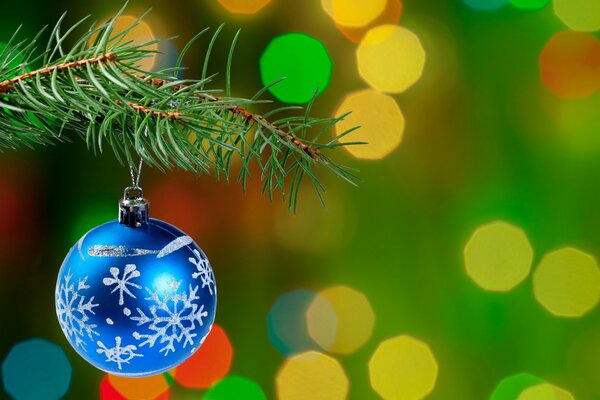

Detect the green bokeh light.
xmin=203 ymin=375 xmax=266 ymax=400
xmin=259 ymin=33 xmax=332 ymax=104
xmin=463 ymin=0 xmax=508 ymax=11
xmin=69 ymin=201 xmax=115 ymax=245
xmin=509 ymin=0 xmax=550 ymax=9
xmin=491 ymin=373 xmax=544 ymax=400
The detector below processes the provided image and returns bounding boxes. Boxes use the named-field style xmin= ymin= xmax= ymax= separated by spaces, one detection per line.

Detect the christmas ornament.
xmin=55 ymin=186 xmax=216 ymax=377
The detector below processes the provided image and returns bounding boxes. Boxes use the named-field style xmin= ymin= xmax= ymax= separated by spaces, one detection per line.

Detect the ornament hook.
xmin=119 ymin=185 xmax=149 ymax=228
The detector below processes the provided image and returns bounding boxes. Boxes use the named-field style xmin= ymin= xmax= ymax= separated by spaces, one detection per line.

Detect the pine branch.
xmin=0 ymin=5 xmax=360 ymax=209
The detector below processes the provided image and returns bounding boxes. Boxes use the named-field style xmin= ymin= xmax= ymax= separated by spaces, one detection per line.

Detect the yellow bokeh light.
xmin=93 ymin=15 xmax=158 ymax=71
xmin=464 ymin=221 xmax=533 ymax=291
xmin=217 ymin=0 xmax=271 ymax=15
xmin=306 ymin=285 xmax=375 ymax=354
xmin=276 ymin=351 xmax=349 ymax=400
xmin=108 ymin=374 xmax=169 ymax=399
xmin=553 ymin=0 xmax=600 ymax=32
xmin=357 ymin=25 xmax=426 ymax=93
xmin=335 ymin=89 xmax=405 ymax=160
xmin=533 ymin=247 xmax=600 ymax=317
xmin=369 ymin=335 xmax=438 ymax=400
xmin=517 ymin=383 xmax=575 ymax=400
xmin=321 ymin=0 xmax=387 ymax=28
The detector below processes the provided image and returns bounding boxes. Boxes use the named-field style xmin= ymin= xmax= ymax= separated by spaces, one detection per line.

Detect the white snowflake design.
xmin=103 ymin=264 xmax=142 ymax=306
xmin=190 ymin=249 xmax=215 ymax=295
xmin=131 ymin=280 xmax=209 ymax=356
xmin=56 ymin=270 xmax=99 ymax=351
xmin=96 ymin=336 xmax=142 ymax=370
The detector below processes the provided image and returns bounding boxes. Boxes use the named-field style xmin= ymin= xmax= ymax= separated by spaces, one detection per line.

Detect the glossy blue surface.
xmin=55 ymin=218 xmax=216 ymax=377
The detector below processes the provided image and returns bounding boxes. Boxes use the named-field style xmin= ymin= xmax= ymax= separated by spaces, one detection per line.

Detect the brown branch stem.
xmin=0 ymin=53 xmax=320 ymax=160
xmin=0 ymin=53 xmax=117 ymax=94
xmin=141 ymin=76 xmax=321 ymax=160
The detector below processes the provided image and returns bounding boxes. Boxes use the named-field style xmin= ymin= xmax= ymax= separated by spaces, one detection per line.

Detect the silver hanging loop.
xmin=123 ymin=135 xmax=147 ymax=227
xmin=119 ymin=186 xmax=149 ymax=227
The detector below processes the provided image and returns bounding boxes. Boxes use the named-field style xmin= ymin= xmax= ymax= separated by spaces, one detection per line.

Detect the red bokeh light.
xmin=174 ymin=324 xmax=234 ymax=389
xmin=540 ymin=30 xmax=600 ymax=98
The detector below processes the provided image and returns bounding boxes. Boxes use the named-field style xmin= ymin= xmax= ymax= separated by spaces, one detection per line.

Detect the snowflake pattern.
xmin=190 ymin=249 xmax=215 ymax=295
xmin=131 ymin=280 xmax=209 ymax=355
xmin=103 ymin=264 xmax=142 ymax=306
xmin=56 ymin=270 xmax=99 ymax=351
xmin=96 ymin=336 xmax=142 ymax=370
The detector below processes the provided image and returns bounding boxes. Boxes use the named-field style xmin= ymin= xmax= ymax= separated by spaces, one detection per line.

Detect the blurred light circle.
xmin=335 ymin=89 xmax=405 ymax=160
xmin=509 ymin=0 xmax=550 ymax=10
xmin=108 ymin=373 xmax=170 ymax=400
xmin=463 ymin=0 xmax=508 ymax=11
xmin=204 ymin=375 xmax=266 ymax=400
xmin=153 ymin=40 xmax=181 ymax=75
xmin=217 ymin=0 xmax=271 ymax=14
xmin=533 ymin=247 xmax=600 ymax=317
xmin=94 ymin=15 xmax=158 ymax=71
xmin=553 ymin=0 xmax=600 ymax=32
xmin=491 ymin=373 xmax=544 ymax=400
xmin=357 ymin=25 xmax=425 ymax=93
xmin=306 ymin=285 xmax=375 ymax=354
xmin=335 ymin=0 xmax=403 ymax=44
xmin=539 ymin=30 xmax=600 ymax=98
xmin=147 ymin=178 xmax=209 ymax=240
xmin=267 ymin=289 xmax=318 ymax=356
xmin=463 ymin=221 xmax=533 ymax=292
xmin=2 ymin=338 xmax=72 ymax=400
xmin=368 ymin=335 xmax=438 ymax=400
xmin=174 ymin=325 xmax=233 ymax=389
xmin=321 ymin=0 xmax=387 ymax=28
xmin=259 ymin=33 xmax=332 ymax=104
xmin=100 ymin=375 xmax=126 ymax=400
xmin=517 ymin=383 xmax=574 ymax=400
xmin=276 ymin=351 xmax=349 ymax=400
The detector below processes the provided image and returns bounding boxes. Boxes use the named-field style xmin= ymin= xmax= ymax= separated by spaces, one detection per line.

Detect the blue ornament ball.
xmin=55 ymin=218 xmax=217 ymax=377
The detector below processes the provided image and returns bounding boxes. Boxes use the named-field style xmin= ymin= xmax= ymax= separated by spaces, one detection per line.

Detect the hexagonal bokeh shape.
xmin=259 ymin=33 xmax=332 ymax=104
xmin=539 ymin=30 xmax=600 ymax=99
xmin=553 ymin=0 xmax=600 ymax=32
xmin=517 ymin=383 xmax=574 ymax=400
xmin=173 ymin=325 xmax=233 ymax=389
xmin=204 ymin=375 xmax=266 ymax=400
xmin=335 ymin=89 xmax=405 ymax=160
xmin=491 ymin=373 xmax=544 ymax=400
xmin=369 ymin=335 xmax=438 ymax=400
xmin=464 ymin=220 xmax=533 ymax=291
xmin=267 ymin=288 xmax=318 ymax=355
xmin=107 ymin=373 xmax=170 ymax=399
xmin=357 ymin=25 xmax=426 ymax=93
xmin=533 ymin=247 xmax=600 ymax=317
xmin=320 ymin=0 xmax=387 ymax=28
xmin=276 ymin=351 xmax=348 ymax=400
xmin=306 ymin=285 xmax=375 ymax=354
xmin=217 ymin=0 xmax=271 ymax=15
xmin=2 ymin=338 xmax=72 ymax=400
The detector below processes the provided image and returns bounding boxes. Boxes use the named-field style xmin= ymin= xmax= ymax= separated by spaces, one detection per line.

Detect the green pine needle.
xmin=0 ymin=4 xmax=360 ymax=210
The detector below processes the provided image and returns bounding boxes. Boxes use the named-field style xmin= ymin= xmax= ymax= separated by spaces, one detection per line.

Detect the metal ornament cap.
xmin=119 ymin=186 xmax=149 ymax=227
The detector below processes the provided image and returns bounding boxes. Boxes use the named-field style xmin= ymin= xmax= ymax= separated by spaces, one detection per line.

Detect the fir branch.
xmin=0 ymin=6 xmax=359 ymax=209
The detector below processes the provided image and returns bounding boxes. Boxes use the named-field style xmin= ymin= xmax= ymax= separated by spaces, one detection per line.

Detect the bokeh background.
xmin=1 ymin=0 xmax=600 ymax=399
